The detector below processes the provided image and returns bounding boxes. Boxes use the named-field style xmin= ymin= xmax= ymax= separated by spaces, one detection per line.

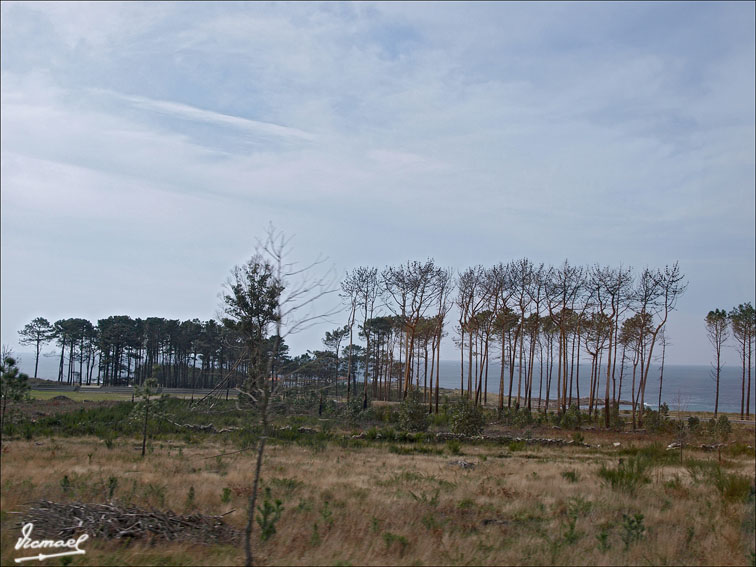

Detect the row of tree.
xmin=705 ymin=303 xmax=755 ymax=419
xmin=334 ymin=260 xmax=694 ymax=429
xmin=17 ymin=257 xmax=753 ymax=425
xmin=17 ymin=315 xmax=270 ymax=388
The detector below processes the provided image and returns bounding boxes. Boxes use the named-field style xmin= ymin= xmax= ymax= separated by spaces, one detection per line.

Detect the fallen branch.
xmin=13 ymin=501 xmax=240 ymax=546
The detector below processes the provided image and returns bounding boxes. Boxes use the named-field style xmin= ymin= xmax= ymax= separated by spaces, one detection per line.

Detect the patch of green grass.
xmin=597 ymin=455 xmax=652 ymax=494
xmin=269 ymin=477 xmax=303 ymax=496
xmin=388 ymin=444 xmax=443 ymax=456
xmin=446 ymin=439 xmax=462 ymax=455
xmin=382 ymin=532 xmax=409 ymax=555
xmin=561 ymin=470 xmax=579 ymax=483
xmin=619 ymin=442 xmax=677 ymax=465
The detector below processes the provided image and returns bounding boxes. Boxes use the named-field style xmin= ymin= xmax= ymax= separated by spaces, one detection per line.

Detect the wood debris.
xmin=13 ymin=500 xmax=240 ymax=545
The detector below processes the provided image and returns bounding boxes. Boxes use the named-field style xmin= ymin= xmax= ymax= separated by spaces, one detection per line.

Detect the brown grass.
xmin=1 ymin=431 xmax=754 ymax=566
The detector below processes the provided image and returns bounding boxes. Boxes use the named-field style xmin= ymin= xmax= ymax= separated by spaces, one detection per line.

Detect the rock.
xmin=667 ymin=442 xmax=681 ymax=450
xmin=613 ymin=442 xmax=621 ymax=447
xmin=449 ymin=459 xmax=476 ymax=470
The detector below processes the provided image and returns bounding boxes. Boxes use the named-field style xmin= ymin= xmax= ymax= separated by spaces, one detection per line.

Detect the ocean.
xmin=423 ymin=360 xmax=754 ymax=414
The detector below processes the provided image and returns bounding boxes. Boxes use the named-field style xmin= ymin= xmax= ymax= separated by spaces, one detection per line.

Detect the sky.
xmin=1 ymin=1 xmax=754 ymax=366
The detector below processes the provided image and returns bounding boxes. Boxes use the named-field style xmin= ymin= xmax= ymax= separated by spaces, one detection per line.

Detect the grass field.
xmin=30 ymin=389 xmax=134 ymax=402
xmin=1 ymin=398 xmax=754 ymax=566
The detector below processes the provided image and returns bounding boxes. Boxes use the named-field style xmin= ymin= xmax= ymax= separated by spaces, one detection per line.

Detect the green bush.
xmin=345 ymin=395 xmax=370 ymax=424
xmin=430 ymin=411 xmax=450 ymax=427
xmin=449 ymin=398 xmax=486 ymax=436
xmin=499 ymin=406 xmax=536 ymax=427
xmin=256 ymin=487 xmax=283 ymax=541
xmin=621 ymin=513 xmax=645 ymax=549
xmin=597 ymin=455 xmax=652 ymax=494
xmin=446 ymin=439 xmax=462 ymax=455
xmin=687 ymin=459 xmax=753 ymax=503
xmin=561 ymin=470 xmax=579 ymax=483
xmin=398 ymin=390 xmax=429 ymax=432
xmin=643 ymin=408 xmax=671 ymax=432
xmin=716 ymin=415 xmax=732 ymax=439
xmin=550 ymin=404 xmax=585 ymax=430
xmin=608 ymin=402 xmax=625 ymax=430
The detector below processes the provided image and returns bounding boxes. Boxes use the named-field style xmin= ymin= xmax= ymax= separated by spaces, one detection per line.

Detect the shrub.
xmin=449 ymin=398 xmax=486 ymax=436
xmin=687 ymin=459 xmax=753 ymax=503
xmin=257 ymin=487 xmax=284 ymax=541
xmin=398 ymin=390 xmax=429 ymax=432
xmin=558 ymin=404 xmax=583 ymax=429
xmin=687 ymin=416 xmax=700 ymax=434
xmin=608 ymin=402 xmax=626 ymax=430
xmin=345 ymin=396 xmax=369 ymax=424
xmin=561 ymin=470 xmax=579 ymax=483
xmin=643 ymin=408 xmax=671 ymax=432
xmin=446 ymin=439 xmax=462 ymax=455
xmin=716 ymin=415 xmax=732 ymax=439
xmin=714 ymin=472 xmax=753 ymax=503
xmin=621 ymin=513 xmax=645 ymax=549
xmin=500 ymin=406 xmax=536 ymax=427
xmin=382 ymin=532 xmax=409 ymax=555
xmin=430 ymin=411 xmax=450 ymax=427
xmin=597 ymin=455 xmax=652 ymax=494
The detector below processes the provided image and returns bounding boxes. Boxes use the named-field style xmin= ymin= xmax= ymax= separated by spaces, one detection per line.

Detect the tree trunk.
xmin=141 ymin=402 xmax=149 ymax=457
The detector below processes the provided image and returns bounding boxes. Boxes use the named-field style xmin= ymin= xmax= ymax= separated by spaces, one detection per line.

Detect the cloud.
xmin=1 ymin=2 xmax=754 ymax=364
xmin=101 ymin=90 xmax=315 ymax=143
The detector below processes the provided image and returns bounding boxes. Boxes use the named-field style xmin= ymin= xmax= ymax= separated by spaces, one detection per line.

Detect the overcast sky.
xmin=1 ymin=1 xmax=754 ymax=366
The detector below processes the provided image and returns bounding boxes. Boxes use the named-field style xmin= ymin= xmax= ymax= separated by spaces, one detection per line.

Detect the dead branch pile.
xmin=163 ymin=418 xmax=241 ymax=434
xmin=15 ymin=500 xmax=240 ymax=545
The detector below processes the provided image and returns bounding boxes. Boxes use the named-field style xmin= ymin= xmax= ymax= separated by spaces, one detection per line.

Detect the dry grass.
xmin=1 ymin=430 xmax=754 ymax=566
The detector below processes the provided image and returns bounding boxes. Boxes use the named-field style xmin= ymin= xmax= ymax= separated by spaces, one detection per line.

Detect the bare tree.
xmin=455 ymin=265 xmax=487 ymax=398
xmin=383 ymin=260 xmax=446 ymax=398
xmin=545 ymin=261 xmax=584 ymax=414
xmin=590 ymin=264 xmax=633 ymax=427
xmin=224 ymin=226 xmax=336 ymax=567
xmin=657 ymin=328 xmax=669 ymax=412
xmin=431 ymin=268 xmax=453 ymax=413
xmin=350 ymin=267 xmax=380 ymax=403
xmin=634 ymin=263 xmax=687 ymax=427
xmin=706 ymin=308 xmax=730 ymax=418
xmin=730 ymin=302 xmax=755 ymax=419
xmin=340 ymin=272 xmax=360 ymax=401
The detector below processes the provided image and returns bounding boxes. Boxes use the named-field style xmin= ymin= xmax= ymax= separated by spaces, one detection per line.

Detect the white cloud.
xmin=1 ymin=1 xmax=753 ymax=364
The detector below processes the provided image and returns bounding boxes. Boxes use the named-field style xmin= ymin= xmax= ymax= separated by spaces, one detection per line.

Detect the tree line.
xmin=17 ymin=315 xmax=261 ymax=389
xmin=18 ymin=256 xmax=754 ymax=424
xmin=335 ymin=260 xmax=692 ymax=429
